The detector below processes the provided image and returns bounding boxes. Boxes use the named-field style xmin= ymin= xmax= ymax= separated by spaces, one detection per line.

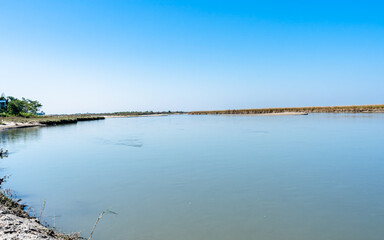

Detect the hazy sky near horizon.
xmin=1 ymin=0 xmax=384 ymax=114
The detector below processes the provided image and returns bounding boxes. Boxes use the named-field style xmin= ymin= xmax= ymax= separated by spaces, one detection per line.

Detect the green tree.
xmin=22 ymin=98 xmax=42 ymax=115
xmin=6 ymin=98 xmax=26 ymax=115
xmin=2 ymin=96 xmax=43 ymax=116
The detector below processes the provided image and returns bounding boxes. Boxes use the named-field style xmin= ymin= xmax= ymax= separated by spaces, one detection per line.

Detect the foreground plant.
xmin=88 ymin=209 xmax=118 ymax=240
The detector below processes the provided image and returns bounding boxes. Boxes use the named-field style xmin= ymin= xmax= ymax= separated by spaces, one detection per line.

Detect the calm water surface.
xmin=1 ymin=114 xmax=384 ymax=240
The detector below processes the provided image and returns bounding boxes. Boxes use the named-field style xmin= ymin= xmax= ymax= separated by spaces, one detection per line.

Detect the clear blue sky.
xmin=1 ymin=0 xmax=383 ymax=114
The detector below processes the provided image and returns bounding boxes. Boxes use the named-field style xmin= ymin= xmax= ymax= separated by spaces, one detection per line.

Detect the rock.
xmin=0 ymin=205 xmax=77 ymax=240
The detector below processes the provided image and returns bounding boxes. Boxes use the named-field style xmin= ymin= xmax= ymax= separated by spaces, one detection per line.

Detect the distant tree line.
xmin=0 ymin=94 xmax=43 ymax=117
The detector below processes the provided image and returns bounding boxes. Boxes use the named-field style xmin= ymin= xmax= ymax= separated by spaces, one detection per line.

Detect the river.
xmin=1 ymin=114 xmax=384 ymax=240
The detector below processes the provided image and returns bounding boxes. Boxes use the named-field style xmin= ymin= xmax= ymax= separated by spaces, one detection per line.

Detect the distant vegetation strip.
xmin=188 ymin=104 xmax=384 ymax=115
xmin=102 ymin=111 xmax=185 ymax=116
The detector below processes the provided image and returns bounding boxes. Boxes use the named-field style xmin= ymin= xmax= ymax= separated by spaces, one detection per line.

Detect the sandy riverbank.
xmin=0 ymin=122 xmax=45 ymax=130
xmin=0 ymin=115 xmax=104 ymax=131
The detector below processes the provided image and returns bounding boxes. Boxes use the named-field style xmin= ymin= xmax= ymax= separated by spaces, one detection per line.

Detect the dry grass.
xmin=37 ymin=115 xmax=104 ymax=125
xmin=189 ymin=104 xmax=384 ymax=115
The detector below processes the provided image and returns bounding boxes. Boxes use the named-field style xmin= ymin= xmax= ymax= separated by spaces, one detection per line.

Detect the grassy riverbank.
xmin=189 ymin=104 xmax=384 ymax=115
xmin=38 ymin=115 xmax=105 ymax=125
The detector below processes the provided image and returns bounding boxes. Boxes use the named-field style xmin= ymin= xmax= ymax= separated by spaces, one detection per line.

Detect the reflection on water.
xmin=0 ymin=127 xmax=42 ymax=145
xmin=1 ymin=114 xmax=384 ymax=240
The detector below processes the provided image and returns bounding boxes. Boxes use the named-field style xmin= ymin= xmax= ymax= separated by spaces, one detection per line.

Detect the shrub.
xmin=19 ymin=112 xmax=36 ymax=118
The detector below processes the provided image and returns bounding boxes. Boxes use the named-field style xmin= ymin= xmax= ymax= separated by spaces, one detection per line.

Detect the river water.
xmin=1 ymin=114 xmax=384 ymax=240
